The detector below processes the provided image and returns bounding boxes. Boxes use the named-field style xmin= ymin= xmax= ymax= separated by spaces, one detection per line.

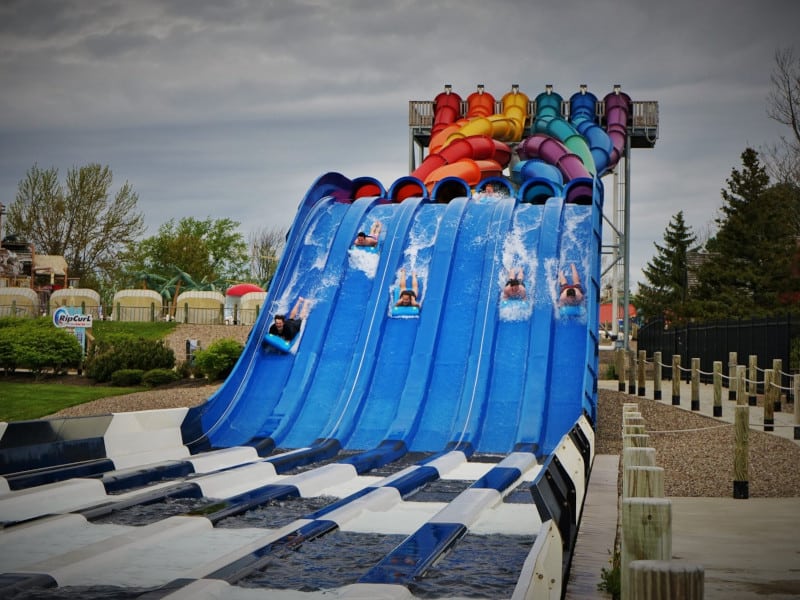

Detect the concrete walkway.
xmin=566 ymin=378 xmax=800 ymax=599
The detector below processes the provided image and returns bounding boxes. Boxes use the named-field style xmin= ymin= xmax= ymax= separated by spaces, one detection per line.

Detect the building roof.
xmin=33 ymin=255 xmax=67 ymax=276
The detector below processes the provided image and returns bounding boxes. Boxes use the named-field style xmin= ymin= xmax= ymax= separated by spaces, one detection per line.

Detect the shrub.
xmin=110 ymin=368 xmax=144 ymax=386
xmin=85 ymin=335 xmax=175 ymax=383
xmin=142 ymin=368 xmax=181 ymax=387
xmin=193 ymin=338 xmax=243 ymax=381
xmin=175 ymin=359 xmax=198 ymax=380
xmin=0 ymin=318 xmax=82 ymax=377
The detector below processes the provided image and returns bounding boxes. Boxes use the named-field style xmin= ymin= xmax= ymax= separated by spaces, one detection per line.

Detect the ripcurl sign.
xmin=52 ymin=307 xmax=93 ymax=328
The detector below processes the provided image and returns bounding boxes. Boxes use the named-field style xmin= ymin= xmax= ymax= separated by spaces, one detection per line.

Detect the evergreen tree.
xmin=634 ymin=211 xmax=697 ymax=324
xmin=695 ymin=148 xmax=800 ymax=318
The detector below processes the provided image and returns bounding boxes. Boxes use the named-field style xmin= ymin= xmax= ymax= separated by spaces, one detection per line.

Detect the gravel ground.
xmin=596 ymin=389 xmax=800 ymax=498
xmin=49 ymin=386 xmax=800 ymax=498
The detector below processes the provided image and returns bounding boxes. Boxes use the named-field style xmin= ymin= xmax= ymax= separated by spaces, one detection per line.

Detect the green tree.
xmin=6 ymin=164 xmax=145 ymax=289
xmin=633 ymin=211 xmax=697 ymax=324
xmin=694 ymin=148 xmax=800 ymax=318
xmin=126 ymin=217 xmax=249 ymax=287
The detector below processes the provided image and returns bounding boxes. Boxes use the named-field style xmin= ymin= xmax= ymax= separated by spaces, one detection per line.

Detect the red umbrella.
xmin=226 ymin=283 xmax=264 ymax=297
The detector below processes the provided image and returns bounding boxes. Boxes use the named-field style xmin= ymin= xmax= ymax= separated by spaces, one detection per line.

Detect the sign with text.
xmin=52 ymin=306 xmax=93 ymax=328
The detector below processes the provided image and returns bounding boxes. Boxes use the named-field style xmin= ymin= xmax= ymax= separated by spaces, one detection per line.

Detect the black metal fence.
xmin=637 ymin=315 xmax=798 ymax=387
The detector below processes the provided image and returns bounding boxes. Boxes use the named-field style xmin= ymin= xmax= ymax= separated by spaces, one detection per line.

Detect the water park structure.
xmin=0 ymin=83 xmax=659 ymax=599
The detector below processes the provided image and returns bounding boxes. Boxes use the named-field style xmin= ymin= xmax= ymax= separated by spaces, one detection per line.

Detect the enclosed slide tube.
xmin=416 ymin=85 xmax=530 ymax=190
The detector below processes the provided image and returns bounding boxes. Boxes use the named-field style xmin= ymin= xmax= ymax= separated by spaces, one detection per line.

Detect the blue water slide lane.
xmin=541 ymin=203 xmax=594 ymax=452
xmin=320 ymin=198 xmax=447 ymax=451
xmin=180 ymin=173 xmax=358 ymax=450
xmin=408 ymin=199 xmax=506 ymax=451
xmin=512 ymin=196 xmax=566 ymax=455
xmin=340 ymin=201 xmax=449 ymax=450
xmin=446 ymin=197 xmax=518 ymax=452
xmin=211 ymin=201 xmax=357 ymax=449
xmin=277 ymin=196 xmax=427 ymax=449
xmin=181 ymin=198 xmax=338 ymax=451
xmin=583 ymin=177 xmax=605 ymax=419
xmin=243 ymin=195 xmax=383 ymax=449
xmin=476 ymin=202 xmax=545 ymax=453
xmin=380 ymin=197 xmax=471 ymax=448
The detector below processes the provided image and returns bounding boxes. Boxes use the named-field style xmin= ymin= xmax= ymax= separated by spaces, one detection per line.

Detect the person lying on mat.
xmin=502 ymin=267 xmax=527 ymax=300
xmin=395 ymin=268 xmax=421 ymax=309
xmin=558 ymin=263 xmax=584 ymax=306
xmin=354 ymin=221 xmax=382 ymax=247
xmin=269 ymin=297 xmax=312 ymax=341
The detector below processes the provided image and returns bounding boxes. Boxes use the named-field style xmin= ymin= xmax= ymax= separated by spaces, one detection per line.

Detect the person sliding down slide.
xmin=353 ymin=221 xmax=382 ymax=249
xmin=558 ymin=263 xmax=585 ymax=317
xmin=263 ymin=297 xmax=312 ymax=352
xmin=558 ymin=263 xmax=584 ymax=305
xmin=392 ymin=268 xmax=421 ymax=317
xmin=502 ymin=267 xmax=527 ymax=301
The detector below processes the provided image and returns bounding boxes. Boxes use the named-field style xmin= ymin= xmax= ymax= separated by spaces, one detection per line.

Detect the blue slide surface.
xmin=180 ymin=176 xmax=603 ymax=457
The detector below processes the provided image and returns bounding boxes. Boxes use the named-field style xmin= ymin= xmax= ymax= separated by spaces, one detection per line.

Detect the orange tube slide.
xmin=423 ymin=158 xmax=504 ymax=189
xmin=442 ymin=88 xmax=529 ymax=148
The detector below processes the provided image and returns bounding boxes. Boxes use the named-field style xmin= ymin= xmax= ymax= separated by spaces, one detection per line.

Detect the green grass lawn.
xmin=0 ymin=382 xmax=142 ymax=422
xmin=91 ymin=320 xmax=177 ymax=340
xmin=0 ymin=320 xmax=179 ymax=422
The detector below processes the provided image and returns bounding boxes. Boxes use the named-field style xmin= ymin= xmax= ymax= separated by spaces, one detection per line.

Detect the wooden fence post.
xmin=748 ymin=355 xmax=758 ymax=406
xmin=733 ymin=405 xmax=749 ymax=499
xmin=628 ymin=560 xmax=704 ymax=600
xmin=728 ymin=351 xmax=737 ymax=400
xmin=638 ymin=350 xmax=647 ymax=397
xmin=628 ymin=349 xmax=637 ymax=395
xmin=736 ymin=366 xmax=747 ymax=406
xmin=713 ymin=361 xmax=722 ymax=417
xmin=623 ymin=466 xmax=665 ymax=499
xmin=772 ymin=358 xmax=783 ymax=412
xmin=623 ymin=434 xmax=651 ymax=450
xmin=763 ymin=369 xmax=775 ymax=432
xmin=623 ymin=447 xmax=657 ymax=470
xmin=671 ymin=355 xmax=681 ymax=406
xmin=653 ymin=351 xmax=662 ymax=401
xmin=794 ymin=374 xmax=800 ymax=441
xmin=621 ymin=498 xmax=672 ymax=600
xmin=617 ymin=348 xmax=626 ymax=392
xmin=690 ymin=357 xmax=700 ymax=411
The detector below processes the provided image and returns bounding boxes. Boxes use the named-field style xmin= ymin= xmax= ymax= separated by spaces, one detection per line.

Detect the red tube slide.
xmin=432 ymin=88 xmax=462 ymax=137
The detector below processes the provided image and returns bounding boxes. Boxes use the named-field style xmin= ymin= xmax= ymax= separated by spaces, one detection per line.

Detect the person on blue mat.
xmin=395 ymin=268 xmax=421 ymax=309
xmin=269 ymin=297 xmax=312 ymax=341
xmin=354 ymin=221 xmax=382 ymax=247
xmin=503 ymin=267 xmax=527 ymax=300
xmin=558 ymin=263 xmax=584 ymax=306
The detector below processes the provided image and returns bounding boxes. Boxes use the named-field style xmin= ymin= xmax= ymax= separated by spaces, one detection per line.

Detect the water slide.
xmin=0 ymin=85 xmax=631 ymax=599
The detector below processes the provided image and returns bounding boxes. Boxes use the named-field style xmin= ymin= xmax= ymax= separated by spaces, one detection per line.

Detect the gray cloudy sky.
xmin=1 ymin=0 xmax=798 ymax=290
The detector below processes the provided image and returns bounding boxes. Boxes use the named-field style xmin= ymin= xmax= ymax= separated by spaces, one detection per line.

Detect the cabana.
xmin=225 ymin=283 xmax=265 ymax=325
xmin=237 ymin=291 xmax=267 ymax=325
xmin=0 ymin=287 xmax=40 ymax=318
xmin=50 ymin=288 xmax=101 ymax=317
xmin=173 ymin=290 xmax=225 ymax=324
xmin=112 ymin=289 xmax=165 ymax=322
